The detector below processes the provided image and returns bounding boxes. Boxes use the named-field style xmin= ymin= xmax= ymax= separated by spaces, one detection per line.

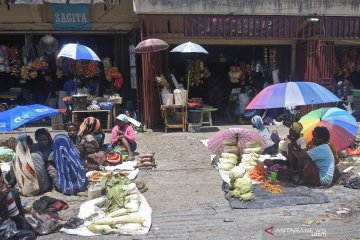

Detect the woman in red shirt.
xmin=110 ymin=114 xmax=137 ymax=160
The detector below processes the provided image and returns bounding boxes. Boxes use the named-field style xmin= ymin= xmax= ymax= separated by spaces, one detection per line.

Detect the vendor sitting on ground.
xmin=34 ymin=128 xmax=53 ymax=162
xmin=251 ymin=115 xmax=279 ymax=155
xmin=282 ymin=122 xmax=307 ymax=170
xmin=11 ymin=135 xmax=51 ymax=196
xmin=48 ymin=134 xmax=86 ymax=195
xmin=77 ymin=117 xmax=106 ymax=170
xmin=66 ymin=122 xmax=81 ymax=146
xmin=289 ymin=126 xmax=334 ymax=186
xmin=110 ymin=114 xmax=137 ymax=161
xmin=0 ymin=173 xmax=36 ymax=240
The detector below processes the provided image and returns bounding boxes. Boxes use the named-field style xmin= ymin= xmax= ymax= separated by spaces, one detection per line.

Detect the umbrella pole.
xmin=185 ymin=69 xmax=190 ymax=131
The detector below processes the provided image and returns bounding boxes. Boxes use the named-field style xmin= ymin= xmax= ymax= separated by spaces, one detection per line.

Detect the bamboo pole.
xmin=185 ymin=69 xmax=190 ymax=131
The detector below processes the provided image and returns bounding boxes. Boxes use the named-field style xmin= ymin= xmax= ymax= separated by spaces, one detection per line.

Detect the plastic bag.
xmin=25 ymin=212 xmax=61 ymax=235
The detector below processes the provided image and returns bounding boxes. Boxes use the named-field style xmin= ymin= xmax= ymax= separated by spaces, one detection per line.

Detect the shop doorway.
xmin=168 ymin=44 xmax=292 ymax=123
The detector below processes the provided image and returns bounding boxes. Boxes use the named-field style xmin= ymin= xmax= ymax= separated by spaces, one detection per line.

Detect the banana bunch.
xmin=29 ymin=71 xmax=38 ymax=79
xmin=21 ymin=66 xmax=30 ymax=80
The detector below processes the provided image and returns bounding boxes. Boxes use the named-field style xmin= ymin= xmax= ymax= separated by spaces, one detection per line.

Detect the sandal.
xmin=127 ymin=155 xmax=135 ymax=161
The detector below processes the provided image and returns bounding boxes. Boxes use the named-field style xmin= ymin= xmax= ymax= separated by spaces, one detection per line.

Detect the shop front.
xmin=134 ymin=0 xmax=360 ymax=128
xmin=0 ymin=1 xmax=140 ymax=128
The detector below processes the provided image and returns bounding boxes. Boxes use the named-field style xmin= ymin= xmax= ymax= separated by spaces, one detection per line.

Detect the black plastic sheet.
xmin=223 ymin=182 xmax=329 ymax=209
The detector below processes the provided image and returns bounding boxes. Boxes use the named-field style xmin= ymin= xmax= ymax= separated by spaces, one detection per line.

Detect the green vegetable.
xmin=249 ymin=160 xmax=258 ymax=166
xmin=101 ymin=175 xmax=134 ymax=214
xmin=125 ymin=202 xmax=139 ymax=213
xmin=219 ymin=157 xmax=237 ymax=165
xmin=222 ymin=146 xmax=240 ymax=154
xmin=243 ymin=147 xmax=262 ymax=154
xmin=93 ymin=218 xmax=114 ymax=225
xmin=229 ymin=166 xmax=246 ymax=181
xmin=125 ymin=194 xmax=139 ymax=202
xmin=112 ymin=214 xmax=144 ymax=224
xmin=115 ymin=223 xmax=142 ymax=232
xmin=239 ymin=192 xmax=255 ymax=201
xmin=107 ymin=208 xmax=128 ymax=218
xmin=218 ymin=163 xmax=235 ymax=171
xmin=87 ymin=224 xmax=112 ymax=234
xmin=229 ymin=188 xmax=245 ymax=198
xmin=234 ymin=177 xmax=253 ymax=193
xmin=220 ymin=152 xmax=238 ymax=160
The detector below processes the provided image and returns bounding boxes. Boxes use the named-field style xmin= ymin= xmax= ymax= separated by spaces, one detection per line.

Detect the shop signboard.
xmin=51 ymin=4 xmax=90 ymax=30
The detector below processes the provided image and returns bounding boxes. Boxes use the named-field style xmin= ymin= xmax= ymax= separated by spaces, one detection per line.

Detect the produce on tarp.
xmin=0 ymin=147 xmax=14 ymax=163
xmin=229 ymin=176 xmax=255 ymax=201
xmin=85 ymin=174 xmax=147 ymax=234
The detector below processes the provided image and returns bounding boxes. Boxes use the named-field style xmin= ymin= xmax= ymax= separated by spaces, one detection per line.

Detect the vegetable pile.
xmin=218 ymin=139 xmax=239 ymax=172
xmin=0 ymin=147 xmax=14 ymax=163
xmin=87 ymin=175 xmax=146 ymax=234
xmin=248 ymin=164 xmax=267 ymax=182
xmin=260 ymin=182 xmax=285 ymax=194
xmin=229 ymin=176 xmax=255 ymax=201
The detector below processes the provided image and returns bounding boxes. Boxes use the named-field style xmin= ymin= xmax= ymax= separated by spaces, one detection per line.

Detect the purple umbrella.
xmin=208 ymin=128 xmax=266 ymax=155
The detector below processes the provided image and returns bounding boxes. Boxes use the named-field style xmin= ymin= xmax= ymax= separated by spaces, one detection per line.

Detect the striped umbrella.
xmin=208 ymin=128 xmax=266 ymax=155
xmin=246 ymin=82 xmax=340 ymax=109
xmin=299 ymin=107 xmax=358 ymax=152
xmin=57 ymin=43 xmax=100 ymax=61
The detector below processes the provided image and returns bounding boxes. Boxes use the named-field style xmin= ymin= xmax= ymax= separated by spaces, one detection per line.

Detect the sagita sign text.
xmin=51 ymin=4 xmax=90 ymax=30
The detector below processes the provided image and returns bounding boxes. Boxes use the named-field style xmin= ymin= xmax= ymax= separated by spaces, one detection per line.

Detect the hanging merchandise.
xmin=39 ymin=35 xmax=58 ymax=54
xmin=107 ymin=67 xmax=123 ymax=89
xmin=102 ymin=57 xmax=111 ymax=75
xmin=86 ymin=61 xmax=97 ymax=78
xmin=186 ymin=59 xmax=211 ymax=86
xmin=8 ymin=47 xmax=20 ymax=77
xmin=0 ymin=45 xmax=9 ymax=73
xmin=76 ymin=61 xmax=85 ymax=77
xmin=20 ymin=58 xmax=48 ymax=82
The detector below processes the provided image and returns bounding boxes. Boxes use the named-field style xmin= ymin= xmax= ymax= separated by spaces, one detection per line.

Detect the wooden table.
xmin=72 ymin=110 xmax=112 ymax=131
xmin=160 ymin=105 xmax=186 ymax=133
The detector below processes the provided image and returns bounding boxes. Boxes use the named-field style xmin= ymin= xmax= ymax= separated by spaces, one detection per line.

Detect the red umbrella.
xmin=134 ymin=38 xmax=169 ymax=54
xmin=208 ymin=128 xmax=266 ymax=155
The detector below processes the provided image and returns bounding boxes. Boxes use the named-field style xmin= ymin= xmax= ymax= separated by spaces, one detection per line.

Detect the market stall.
xmin=206 ymin=128 xmax=330 ymax=209
xmin=168 ymin=45 xmax=291 ymax=124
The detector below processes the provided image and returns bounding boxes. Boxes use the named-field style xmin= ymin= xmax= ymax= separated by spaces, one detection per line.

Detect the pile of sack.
xmin=137 ymin=152 xmax=156 ymax=170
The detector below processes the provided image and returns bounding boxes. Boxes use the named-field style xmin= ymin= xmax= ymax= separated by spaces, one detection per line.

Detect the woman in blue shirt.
xmin=291 ymin=126 xmax=334 ymax=186
xmin=34 ymin=128 xmax=53 ymax=163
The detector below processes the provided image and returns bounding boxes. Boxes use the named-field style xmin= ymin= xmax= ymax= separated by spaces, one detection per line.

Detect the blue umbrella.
xmin=246 ymin=82 xmax=341 ymax=109
xmin=57 ymin=43 xmax=100 ymax=61
xmin=0 ymin=104 xmax=59 ymax=131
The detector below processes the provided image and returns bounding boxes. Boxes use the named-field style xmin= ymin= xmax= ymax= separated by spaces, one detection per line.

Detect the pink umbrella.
xmin=208 ymin=128 xmax=266 ymax=155
xmin=134 ymin=38 xmax=169 ymax=54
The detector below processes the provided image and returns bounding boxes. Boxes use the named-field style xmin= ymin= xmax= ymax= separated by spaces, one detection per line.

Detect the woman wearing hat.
xmin=282 ymin=122 xmax=307 ymax=170
xmin=110 ymin=114 xmax=137 ymax=161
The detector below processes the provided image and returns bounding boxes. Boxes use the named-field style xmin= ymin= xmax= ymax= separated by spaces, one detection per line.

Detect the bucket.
xmin=72 ymin=95 xmax=87 ymax=111
xmin=188 ymin=110 xmax=201 ymax=123
xmin=174 ymin=89 xmax=187 ymax=106
xmin=162 ymin=93 xmax=174 ymax=105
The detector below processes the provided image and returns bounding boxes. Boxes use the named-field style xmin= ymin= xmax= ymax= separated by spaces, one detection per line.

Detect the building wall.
xmin=134 ymin=0 xmax=360 ymax=16
xmin=0 ymin=1 xmax=139 ymax=32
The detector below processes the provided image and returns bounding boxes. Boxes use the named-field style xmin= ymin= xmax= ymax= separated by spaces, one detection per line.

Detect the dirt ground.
xmin=4 ymin=124 xmax=360 ymax=240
